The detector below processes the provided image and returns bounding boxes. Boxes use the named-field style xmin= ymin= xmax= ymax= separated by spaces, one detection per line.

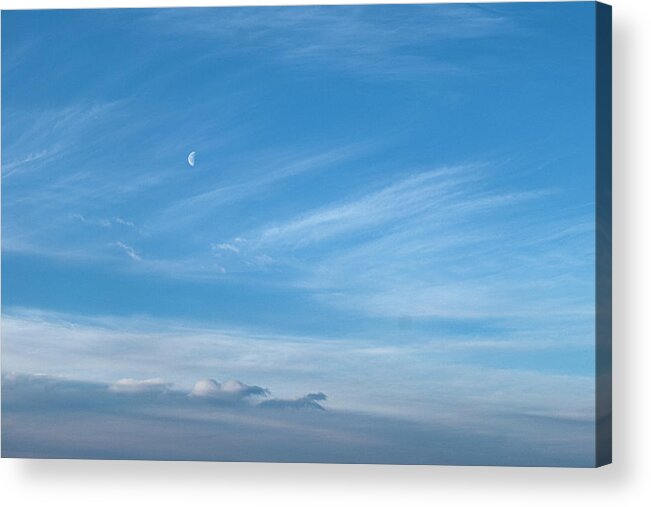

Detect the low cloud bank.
xmin=109 ymin=378 xmax=171 ymax=394
xmin=5 ymin=372 xmax=324 ymax=411
xmin=259 ymin=392 xmax=327 ymax=410
xmin=2 ymin=372 xmax=595 ymax=466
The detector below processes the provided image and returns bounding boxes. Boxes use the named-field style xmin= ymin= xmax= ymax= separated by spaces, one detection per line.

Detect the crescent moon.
xmin=188 ymin=151 xmax=196 ymax=167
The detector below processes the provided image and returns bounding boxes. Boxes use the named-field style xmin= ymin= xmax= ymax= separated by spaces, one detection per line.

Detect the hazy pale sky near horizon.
xmin=2 ymin=3 xmax=598 ymax=464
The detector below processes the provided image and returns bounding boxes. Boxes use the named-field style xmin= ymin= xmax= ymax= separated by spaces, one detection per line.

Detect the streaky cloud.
xmin=109 ymin=378 xmax=171 ymax=394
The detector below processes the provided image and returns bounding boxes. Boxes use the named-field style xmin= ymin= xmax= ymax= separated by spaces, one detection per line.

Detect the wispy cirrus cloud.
xmin=116 ymin=241 xmax=142 ymax=261
xmin=211 ymin=242 xmax=240 ymax=254
xmin=145 ymin=5 xmax=516 ymax=78
xmin=154 ymin=143 xmax=368 ymax=231
xmin=71 ymin=214 xmax=136 ymax=229
xmin=207 ymin=162 xmax=592 ymax=322
xmin=251 ymin=164 xmax=539 ymax=249
xmin=2 ymin=141 xmax=368 ymax=270
xmin=1 ymin=102 xmax=121 ymax=179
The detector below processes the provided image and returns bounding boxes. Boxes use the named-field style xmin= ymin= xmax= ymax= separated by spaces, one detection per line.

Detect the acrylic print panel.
xmin=1 ymin=2 xmax=611 ymax=467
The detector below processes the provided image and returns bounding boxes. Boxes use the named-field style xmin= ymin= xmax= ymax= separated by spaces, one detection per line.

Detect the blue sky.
xmin=2 ymin=3 xmax=598 ymax=465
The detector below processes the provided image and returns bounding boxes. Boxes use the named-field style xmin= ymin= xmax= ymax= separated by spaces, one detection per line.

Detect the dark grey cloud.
xmin=259 ymin=392 xmax=327 ymax=411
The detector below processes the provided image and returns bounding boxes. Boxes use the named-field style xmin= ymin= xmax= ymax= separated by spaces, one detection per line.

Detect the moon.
xmin=187 ymin=151 xmax=196 ymax=167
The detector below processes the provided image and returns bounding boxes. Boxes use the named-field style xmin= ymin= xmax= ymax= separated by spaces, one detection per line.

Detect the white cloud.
xmin=211 ymin=242 xmax=240 ymax=254
xmin=256 ymin=166 xmax=473 ymax=248
xmin=113 ymin=217 xmax=135 ymax=228
xmin=213 ymin=162 xmax=589 ymax=322
xmin=145 ymin=5 xmax=513 ymax=79
xmin=2 ymin=102 xmax=120 ymax=179
xmin=189 ymin=378 xmax=269 ymax=401
xmin=72 ymin=214 xmax=136 ymax=229
xmin=116 ymin=241 xmax=141 ymax=261
xmin=155 ymin=144 xmax=366 ymax=234
xmin=253 ymin=164 xmax=550 ymax=251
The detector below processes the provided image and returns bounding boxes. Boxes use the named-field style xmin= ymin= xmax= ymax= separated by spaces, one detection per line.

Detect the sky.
xmin=2 ymin=3 xmax=598 ymax=466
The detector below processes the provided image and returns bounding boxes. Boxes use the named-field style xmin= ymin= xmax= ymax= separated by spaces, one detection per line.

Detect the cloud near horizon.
xmin=189 ymin=378 xmax=270 ymax=402
xmin=108 ymin=377 xmax=171 ymax=394
xmin=5 ymin=372 xmax=325 ymax=411
xmin=1 ymin=372 xmax=594 ymax=466
xmin=259 ymin=392 xmax=327 ymax=411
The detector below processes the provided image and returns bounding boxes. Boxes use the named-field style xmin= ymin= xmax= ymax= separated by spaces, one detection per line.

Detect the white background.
xmin=0 ymin=0 xmax=649 ymax=505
